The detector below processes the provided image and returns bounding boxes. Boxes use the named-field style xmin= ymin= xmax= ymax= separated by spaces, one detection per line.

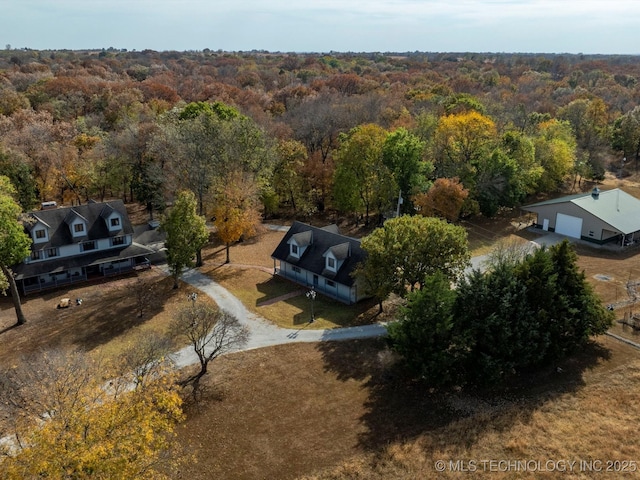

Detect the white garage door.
xmin=555 ymin=213 xmax=583 ymax=238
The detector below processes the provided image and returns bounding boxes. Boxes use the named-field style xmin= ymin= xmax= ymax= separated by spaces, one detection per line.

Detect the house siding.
xmin=277 ymin=260 xmax=359 ymax=304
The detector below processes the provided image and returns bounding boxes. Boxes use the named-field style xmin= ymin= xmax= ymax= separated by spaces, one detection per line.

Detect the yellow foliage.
xmin=0 ymin=351 xmax=183 ymax=480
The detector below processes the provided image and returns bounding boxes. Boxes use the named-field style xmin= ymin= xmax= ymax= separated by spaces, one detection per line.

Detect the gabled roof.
xmin=523 ymin=188 xmax=640 ymax=234
xmin=289 ymin=230 xmax=312 ymax=247
xmin=324 ymin=242 xmax=351 ymax=260
xmin=24 ymin=200 xmax=134 ymax=250
xmin=272 ymin=221 xmax=366 ymax=287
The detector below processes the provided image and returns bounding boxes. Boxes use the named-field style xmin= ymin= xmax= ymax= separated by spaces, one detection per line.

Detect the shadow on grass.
xmin=316 ymin=337 xmax=611 ymax=452
xmin=71 ymin=275 xmax=178 ymax=351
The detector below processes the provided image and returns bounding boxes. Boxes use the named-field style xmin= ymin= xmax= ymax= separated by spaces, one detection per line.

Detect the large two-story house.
xmin=271 ymin=221 xmax=368 ymax=304
xmin=13 ymin=200 xmax=154 ymax=295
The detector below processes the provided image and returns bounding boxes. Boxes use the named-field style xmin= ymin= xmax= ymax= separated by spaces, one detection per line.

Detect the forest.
xmin=1 ymin=48 xmax=640 ymax=223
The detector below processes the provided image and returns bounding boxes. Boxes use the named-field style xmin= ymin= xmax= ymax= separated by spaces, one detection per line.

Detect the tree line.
xmin=1 ymin=50 xmax=640 ymax=226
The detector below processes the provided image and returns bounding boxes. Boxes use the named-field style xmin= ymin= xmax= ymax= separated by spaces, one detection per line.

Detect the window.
xmin=291 ymin=244 xmax=298 ymax=255
xmin=110 ymin=217 xmax=120 ymax=228
xmin=327 ymin=257 xmax=336 ymax=269
xmin=46 ymin=248 xmax=58 ymax=258
xmin=35 ymin=229 xmax=46 ymax=239
xmin=326 ymin=279 xmax=336 ymax=287
xmin=588 ymin=231 xmax=594 ymax=237
xmin=31 ymin=250 xmax=43 ymax=260
xmin=111 ymin=236 xmax=125 ymax=246
xmin=292 ymin=266 xmax=301 ymax=273
xmin=74 ymin=223 xmax=85 ymax=233
xmin=82 ymin=241 xmax=96 ymax=251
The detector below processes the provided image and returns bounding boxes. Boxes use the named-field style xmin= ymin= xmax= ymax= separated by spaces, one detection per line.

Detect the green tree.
xmin=272 ymin=139 xmax=313 ymax=214
xmin=387 ymin=272 xmax=459 ymax=386
xmin=0 ymin=150 xmax=38 ymax=211
xmin=333 ymin=124 xmax=396 ymax=224
xmin=358 ymin=215 xmax=469 ymax=309
xmin=611 ymin=106 xmax=640 ymax=172
xmin=454 ymin=262 xmax=543 ymax=385
xmin=161 ymin=190 xmax=209 ymax=288
xmin=0 ymin=176 xmax=32 ymax=325
xmin=381 ymin=128 xmax=431 ymax=213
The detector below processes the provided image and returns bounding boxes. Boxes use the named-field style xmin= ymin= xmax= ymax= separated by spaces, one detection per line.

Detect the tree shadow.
xmin=316 ymin=337 xmax=611 ymax=452
xmin=71 ymin=275 xmax=178 ymax=350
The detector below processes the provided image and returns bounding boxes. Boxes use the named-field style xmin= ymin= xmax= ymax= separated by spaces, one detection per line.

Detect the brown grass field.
xmin=2 ymin=175 xmax=640 ymax=478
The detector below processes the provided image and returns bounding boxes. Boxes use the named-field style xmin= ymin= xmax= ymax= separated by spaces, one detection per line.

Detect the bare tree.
xmin=132 ymin=274 xmax=155 ymax=319
xmin=169 ymin=301 xmax=249 ymax=393
xmin=119 ymin=331 xmax=173 ymax=388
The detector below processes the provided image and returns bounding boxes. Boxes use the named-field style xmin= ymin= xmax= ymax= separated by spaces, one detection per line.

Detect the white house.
xmin=271 ymin=222 xmax=368 ymax=304
xmin=13 ymin=200 xmax=154 ymax=294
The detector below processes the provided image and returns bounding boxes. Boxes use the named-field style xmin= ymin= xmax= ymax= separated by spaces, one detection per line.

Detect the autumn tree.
xmin=413 ymin=177 xmax=469 ymax=221
xmin=212 ymin=171 xmax=262 ymax=264
xmin=169 ymin=301 xmax=248 ymax=394
xmin=611 ymin=105 xmax=640 ymax=172
xmin=161 ymin=190 xmax=209 ymax=288
xmin=0 ymin=176 xmax=32 ymax=325
xmin=433 ymin=110 xmax=497 ymax=183
xmin=534 ymin=119 xmax=577 ymax=191
xmin=0 ymin=349 xmax=183 ymax=479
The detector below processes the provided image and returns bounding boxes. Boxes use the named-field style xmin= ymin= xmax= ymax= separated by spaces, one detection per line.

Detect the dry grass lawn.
xmin=4 ymin=178 xmax=640 ymax=479
xmin=171 ymin=336 xmax=640 ymax=480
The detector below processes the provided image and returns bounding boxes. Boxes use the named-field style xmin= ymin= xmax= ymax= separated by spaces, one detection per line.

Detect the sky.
xmin=2 ymin=0 xmax=640 ymax=54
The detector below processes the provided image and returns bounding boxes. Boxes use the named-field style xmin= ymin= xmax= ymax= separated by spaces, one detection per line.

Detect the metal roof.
xmin=523 ymin=188 xmax=640 ymax=234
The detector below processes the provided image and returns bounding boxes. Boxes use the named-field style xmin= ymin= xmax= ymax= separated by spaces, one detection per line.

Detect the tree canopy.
xmin=358 ymin=215 xmax=469 ymax=311
xmin=0 ymin=176 xmax=32 ymax=325
xmin=161 ymin=189 xmax=209 ymax=288
xmin=387 ymin=240 xmax=614 ymax=387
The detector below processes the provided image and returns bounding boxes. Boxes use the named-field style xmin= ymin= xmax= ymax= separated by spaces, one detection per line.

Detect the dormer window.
xmin=66 ymin=209 xmax=89 ymax=238
xmin=288 ymin=230 xmax=312 ymax=260
xmin=101 ymin=204 xmax=123 ymax=232
xmin=327 ymin=257 xmax=336 ymax=270
xmin=29 ymin=216 xmax=51 ymax=243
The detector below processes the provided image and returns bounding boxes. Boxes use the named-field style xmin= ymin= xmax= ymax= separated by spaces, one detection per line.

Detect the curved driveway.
xmin=169 ymin=268 xmax=387 ymax=368
xmin=168 ymin=232 xmax=559 ymax=368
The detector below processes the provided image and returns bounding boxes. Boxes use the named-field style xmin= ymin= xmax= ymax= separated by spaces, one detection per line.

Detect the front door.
xmin=313 ymin=275 xmax=318 ymax=286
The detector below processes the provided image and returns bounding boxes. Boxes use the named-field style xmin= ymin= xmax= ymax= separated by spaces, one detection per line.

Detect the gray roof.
xmin=523 ymin=188 xmax=640 ymax=234
xmin=25 ymin=200 xmax=134 ymax=251
xmin=272 ymin=221 xmax=365 ymax=287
